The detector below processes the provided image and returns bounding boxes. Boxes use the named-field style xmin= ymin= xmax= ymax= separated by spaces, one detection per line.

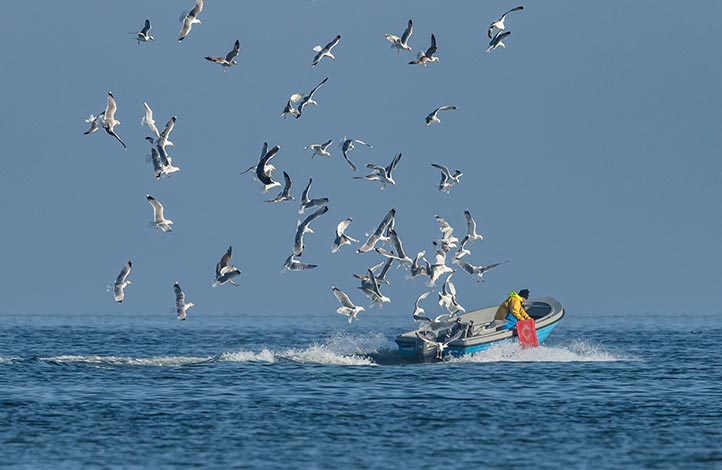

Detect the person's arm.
xmin=510 ymin=297 xmax=531 ymax=320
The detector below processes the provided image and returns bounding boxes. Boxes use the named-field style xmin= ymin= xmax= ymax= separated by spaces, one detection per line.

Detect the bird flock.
xmin=96 ymin=1 xmax=525 ymax=323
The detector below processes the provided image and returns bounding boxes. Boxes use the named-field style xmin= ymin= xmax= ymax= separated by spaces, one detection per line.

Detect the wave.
xmin=40 ymin=355 xmax=214 ymax=367
xmin=449 ymin=340 xmax=630 ymax=363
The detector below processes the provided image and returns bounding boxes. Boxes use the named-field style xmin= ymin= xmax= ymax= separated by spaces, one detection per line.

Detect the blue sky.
xmin=1 ymin=1 xmax=720 ymax=319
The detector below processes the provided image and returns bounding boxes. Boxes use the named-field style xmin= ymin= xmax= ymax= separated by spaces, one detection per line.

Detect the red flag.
xmin=516 ymin=319 xmax=539 ymax=348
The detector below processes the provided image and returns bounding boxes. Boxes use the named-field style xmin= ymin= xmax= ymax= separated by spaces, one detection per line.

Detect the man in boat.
xmin=494 ymin=289 xmax=532 ymax=330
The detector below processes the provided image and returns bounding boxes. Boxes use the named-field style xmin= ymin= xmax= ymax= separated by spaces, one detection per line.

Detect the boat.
xmin=395 ymin=296 xmax=565 ymax=361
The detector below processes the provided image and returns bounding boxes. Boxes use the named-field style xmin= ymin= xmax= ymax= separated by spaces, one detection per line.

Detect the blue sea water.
xmin=1 ymin=310 xmax=720 ymax=469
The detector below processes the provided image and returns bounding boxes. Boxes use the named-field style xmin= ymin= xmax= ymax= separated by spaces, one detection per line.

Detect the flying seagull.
xmin=131 ymin=19 xmax=154 ymax=44
xmin=332 ymin=286 xmax=365 ymax=323
xmin=146 ymin=194 xmax=173 ymax=232
xmin=83 ymin=112 xmax=104 ymax=135
xmin=297 ymin=77 xmax=329 ymax=118
xmin=464 ymin=210 xmax=484 ymax=243
xmin=357 ymin=208 xmax=395 ymax=253
xmin=385 ymin=19 xmax=413 ymax=53
xmin=284 ymin=254 xmax=318 ymax=272
xmin=145 ymin=137 xmax=180 ymax=179
xmin=178 ymin=0 xmax=203 ymax=42
xmin=339 ymin=137 xmax=372 ymax=172
xmin=213 ymin=246 xmax=241 ymax=287
xmin=331 ymin=217 xmax=359 ymax=253
xmin=102 ymin=92 xmax=126 ymax=149
xmin=375 ymin=227 xmax=413 ymax=266
xmin=431 ymin=163 xmax=463 ymax=193
xmin=281 ymin=92 xmax=304 ymax=119
xmin=299 ymin=177 xmax=328 ymax=215
xmin=155 ymin=115 xmax=176 ymax=149
xmin=409 ymin=34 xmax=438 ymax=65
xmin=141 ymin=102 xmax=160 ymax=137
xmin=266 ymin=171 xmax=294 ymax=203
xmin=453 ymin=259 xmax=509 ymax=282
xmin=205 ymin=40 xmax=240 ymax=71
xmin=358 ymin=268 xmax=391 ymax=308
xmin=412 ymin=291 xmax=432 ymax=323
xmin=312 ymin=35 xmax=341 ymax=66
xmin=293 ymin=205 xmax=329 ymax=257
xmin=487 ymin=30 xmax=511 ymax=53
xmin=242 ymin=142 xmax=282 ymax=193
xmin=113 ymin=260 xmax=132 ymax=303
xmin=425 ymin=106 xmax=457 ymax=126
xmin=416 ymin=328 xmax=465 ymax=360
xmin=488 ymin=6 xmax=524 ymax=38
xmin=174 ymin=282 xmax=195 ymax=321
xmin=305 ymin=139 xmax=333 ymax=158
xmin=354 ymin=152 xmax=402 ymax=190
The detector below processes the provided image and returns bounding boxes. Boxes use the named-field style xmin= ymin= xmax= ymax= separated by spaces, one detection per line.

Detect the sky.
xmin=0 ymin=1 xmax=720 ymax=320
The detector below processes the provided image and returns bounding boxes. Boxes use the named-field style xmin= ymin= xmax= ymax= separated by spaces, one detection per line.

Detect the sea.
xmin=1 ymin=310 xmax=720 ymax=470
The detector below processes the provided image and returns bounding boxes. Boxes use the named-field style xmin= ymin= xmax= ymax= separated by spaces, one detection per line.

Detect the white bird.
xmin=416 ymin=328 xmax=465 ymax=360
xmin=205 ymin=40 xmax=240 ymax=71
xmin=431 ymin=163 xmax=463 ymax=193
xmin=281 ymin=92 xmax=303 ymax=119
xmin=425 ymin=106 xmax=457 ymax=126
xmin=266 ymin=171 xmax=294 ymax=203
xmin=464 ymin=210 xmax=484 ymax=243
xmin=357 ymin=208 xmax=395 ymax=253
xmin=438 ymin=273 xmax=465 ymax=315
xmin=312 ymin=35 xmax=341 ymax=67
xmin=409 ymin=33 xmax=438 ymax=65
xmin=102 ymin=92 xmax=126 ymax=149
xmin=247 ymin=142 xmax=281 ymax=193
xmin=145 ymin=137 xmax=180 ymax=179
xmin=146 ymin=194 xmax=173 ymax=232
xmin=435 ymin=215 xmax=459 ymax=248
xmin=297 ymin=77 xmax=328 ymax=118
xmin=284 ymin=254 xmax=317 ymax=272
xmin=407 ymin=250 xmax=431 ymax=280
xmin=83 ymin=112 xmax=104 ymax=135
xmin=332 ymin=286 xmax=365 ymax=323
xmin=113 ymin=260 xmax=132 ymax=303
xmin=213 ymin=246 xmax=241 ymax=287
xmin=178 ymin=0 xmax=203 ymax=42
xmin=375 ymin=228 xmax=413 ymax=266
xmin=331 ymin=217 xmax=359 ymax=253
xmin=487 ymin=30 xmax=511 ymax=53
xmin=385 ymin=19 xmax=413 ymax=53
xmin=488 ymin=6 xmax=524 ymax=39
xmin=293 ymin=205 xmax=329 ymax=257
xmin=357 ymin=269 xmax=391 ymax=308
xmin=454 ymin=236 xmax=472 ymax=260
xmin=156 ymin=115 xmax=176 ymax=149
xmin=299 ymin=178 xmax=328 ymax=215
xmin=131 ymin=19 xmax=154 ymax=44
xmin=453 ymin=259 xmax=509 ymax=282
xmin=141 ymin=102 xmax=160 ymax=137
xmin=305 ymin=139 xmax=333 ymax=158
xmin=339 ymin=137 xmax=373 ymax=172
xmin=354 ymin=152 xmax=402 ymax=190
xmin=174 ymin=282 xmax=195 ymax=321
xmin=428 ymin=246 xmax=454 ymax=287
xmin=412 ymin=291 xmax=432 ymax=322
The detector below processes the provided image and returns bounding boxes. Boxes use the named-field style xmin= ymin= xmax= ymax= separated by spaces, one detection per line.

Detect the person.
xmin=494 ymin=289 xmax=532 ymax=330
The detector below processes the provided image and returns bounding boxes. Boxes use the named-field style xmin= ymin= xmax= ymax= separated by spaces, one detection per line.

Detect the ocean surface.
xmin=1 ymin=310 xmax=720 ymax=469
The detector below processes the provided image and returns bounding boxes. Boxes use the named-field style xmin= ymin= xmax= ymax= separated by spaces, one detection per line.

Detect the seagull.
xmin=488 ymin=6 xmax=524 ymax=39
xmin=464 ymin=210 xmax=484 ymax=243
xmin=425 ymin=106 xmax=457 ymax=126
xmin=131 ymin=19 xmax=154 ymax=44
xmin=206 ymin=40 xmax=240 ymax=71
xmin=435 ymin=215 xmax=459 ymax=248
xmin=385 ymin=19 xmax=413 ymax=53
xmin=332 ymin=286 xmax=365 ymax=323
xmin=407 ymin=250 xmax=431 ymax=280
xmin=357 ymin=208 xmax=395 ymax=253
xmin=213 ymin=246 xmax=241 ymax=287
xmin=141 ymin=102 xmax=160 ymax=137
xmin=113 ymin=260 xmax=132 ymax=303
xmin=357 ymin=268 xmax=391 ymax=308
xmin=353 ymin=258 xmax=393 ymax=289
xmin=266 ymin=171 xmax=294 ymax=203
xmin=248 ymin=142 xmax=281 ymax=193
xmin=146 ymin=195 xmax=173 ymax=232
xmin=428 ymin=246 xmax=454 ymax=286
xmin=409 ymin=34 xmax=439 ymax=65
xmin=438 ymin=273 xmax=465 ymax=315
xmin=431 ymin=163 xmax=463 ymax=193
xmin=304 ymin=139 xmax=333 ymax=158
xmin=102 ymin=92 xmax=126 ymax=149
xmin=145 ymin=137 xmax=180 ymax=179
xmin=416 ymin=328 xmax=464 ymax=360
xmin=293 ymin=205 xmax=329 ymax=257
xmin=83 ymin=112 xmax=104 ymax=135
xmin=339 ymin=137 xmax=373 ymax=172
xmin=297 ymin=77 xmax=328 ymax=118
xmin=454 ymin=235 xmax=472 ymax=260
xmin=312 ymin=35 xmax=341 ymax=66
xmin=487 ymin=30 xmax=511 ymax=53
xmin=299 ymin=178 xmax=328 ymax=215
xmin=354 ymin=153 xmax=401 ymax=190
xmin=331 ymin=217 xmax=359 ymax=253
xmin=156 ymin=116 xmax=176 ymax=148
xmin=178 ymin=0 xmax=203 ymax=42
xmin=281 ymin=93 xmax=303 ymax=119
xmin=412 ymin=291 xmax=432 ymax=323
xmin=453 ymin=259 xmax=509 ymax=282
xmin=375 ymin=228 xmax=413 ymax=267
xmin=284 ymin=254 xmax=317 ymax=272
xmin=174 ymin=282 xmax=195 ymax=321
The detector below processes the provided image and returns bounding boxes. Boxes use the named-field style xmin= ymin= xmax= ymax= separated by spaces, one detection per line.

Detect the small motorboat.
xmin=395 ymin=297 xmax=565 ymax=361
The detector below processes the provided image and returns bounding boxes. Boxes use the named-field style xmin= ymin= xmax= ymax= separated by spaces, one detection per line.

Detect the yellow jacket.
xmin=494 ymin=291 xmax=531 ymax=321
